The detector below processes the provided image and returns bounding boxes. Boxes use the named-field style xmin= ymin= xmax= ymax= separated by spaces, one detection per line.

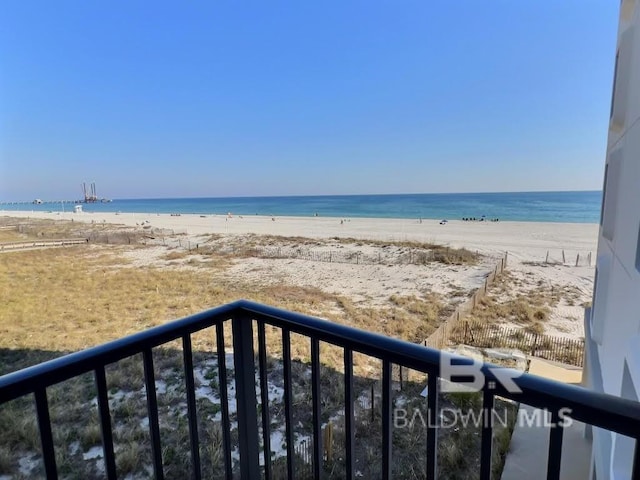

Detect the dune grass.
xmin=0 ymin=232 xmax=512 ymax=479
xmin=0 ymin=244 xmax=444 ymax=375
xmin=204 ymin=232 xmax=481 ymax=266
xmin=464 ymin=272 xmax=558 ymax=334
xmin=0 ymin=228 xmax=23 ymax=242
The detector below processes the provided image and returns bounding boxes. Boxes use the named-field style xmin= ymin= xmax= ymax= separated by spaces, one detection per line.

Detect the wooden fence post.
xmin=545 ymin=251 xmax=549 ymax=263
xmin=324 ymin=423 xmax=333 ymax=462
xmin=576 ymin=254 xmax=580 ymax=267
xmin=562 ymin=250 xmax=566 ymax=264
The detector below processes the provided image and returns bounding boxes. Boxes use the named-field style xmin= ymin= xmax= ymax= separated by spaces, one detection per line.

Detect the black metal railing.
xmin=1 ymin=300 xmax=640 ymax=479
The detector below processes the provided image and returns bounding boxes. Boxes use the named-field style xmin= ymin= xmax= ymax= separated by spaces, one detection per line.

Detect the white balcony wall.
xmin=589 ymin=1 xmax=640 ymax=479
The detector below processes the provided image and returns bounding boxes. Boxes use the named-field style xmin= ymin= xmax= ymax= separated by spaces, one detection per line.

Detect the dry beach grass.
xmin=0 ymin=215 xmax=594 ymax=478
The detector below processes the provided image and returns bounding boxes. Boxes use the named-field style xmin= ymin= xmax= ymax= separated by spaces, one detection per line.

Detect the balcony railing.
xmin=1 ymin=300 xmax=640 ymax=479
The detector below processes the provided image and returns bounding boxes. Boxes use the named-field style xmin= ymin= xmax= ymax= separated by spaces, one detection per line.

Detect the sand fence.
xmin=532 ymin=249 xmax=594 ymax=267
xmin=423 ymin=251 xmax=585 ymax=367
xmin=424 ymin=253 xmax=508 ymax=350
xmin=450 ymin=321 xmax=584 ymax=367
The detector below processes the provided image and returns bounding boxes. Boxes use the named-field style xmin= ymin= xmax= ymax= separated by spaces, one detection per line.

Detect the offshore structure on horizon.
xmin=82 ymin=182 xmax=98 ymax=203
xmin=8 ymin=182 xmax=113 ymax=205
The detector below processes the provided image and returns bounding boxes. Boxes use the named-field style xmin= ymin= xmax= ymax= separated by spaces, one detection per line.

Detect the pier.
xmin=0 ymin=182 xmax=111 ymax=206
xmin=0 ymin=200 xmax=85 ymax=206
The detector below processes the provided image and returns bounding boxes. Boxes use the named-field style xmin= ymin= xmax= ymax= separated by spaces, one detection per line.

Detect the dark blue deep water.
xmin=2 ymin=191 xmax=602 ymax=223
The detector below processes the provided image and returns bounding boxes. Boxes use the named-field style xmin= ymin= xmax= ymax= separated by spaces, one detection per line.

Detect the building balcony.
xmin=0 ymin=300 xmax=639 ymax=479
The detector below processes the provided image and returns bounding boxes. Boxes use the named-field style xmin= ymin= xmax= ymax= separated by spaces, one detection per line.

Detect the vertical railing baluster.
xmin=282 ymin=328 xmax=295 ymax=479
xmin=11 ymin=304 xmax=640 ymax=480
xmin=216 ymin=322 xmax=233 ymax=479
xmin=232 ymin=315 xmax=260 ymax=480
xmin=426 ymin=371 xmax=439 ymax=480
xmin=479 ymin=387 xmax=495 ymax=480
xmin=344 ymin=349 xmax=355 ymax=480
xmin=182 ymin=334 xmax=202 ymax=480
xmin=258 ymin=320 xmax=273 ymax=480
xmin=546 ymin=410 xmax=564 ymax=480
xmin=35 ymin=388 xmax=58 ymax=480
xmin=382 ymin=360 xmax=392 ymax=480
xmin=632 ymin=437 xmax=640 ymax=480
xmin=94 ymin=367 xmax=117 ymax=480
xmin=311 ymin=338 xmax=322 ymax=479
xmin=143 ymin=349 xmax=164 ymax=480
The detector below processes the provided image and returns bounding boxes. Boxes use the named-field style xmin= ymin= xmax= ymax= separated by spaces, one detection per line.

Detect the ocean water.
xmin=2 ymin=191 xmax=602 ymax=223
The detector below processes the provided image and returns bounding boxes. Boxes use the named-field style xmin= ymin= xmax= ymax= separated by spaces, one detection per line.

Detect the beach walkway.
xmin=0 ymin=238 xmax=88 ymax=253
xmin=501 ymin=359 xmax=591 ymax=480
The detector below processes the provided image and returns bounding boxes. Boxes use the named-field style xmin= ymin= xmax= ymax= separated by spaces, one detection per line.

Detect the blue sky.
xmin=0 ymin=1 xmax=619 ymax=200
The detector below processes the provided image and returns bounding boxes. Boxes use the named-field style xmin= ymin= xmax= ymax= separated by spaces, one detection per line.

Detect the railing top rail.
xmin=0 ymin=301 xmax=238 ymax=402
xmin=237 ymin=300 xmax=640 ymax=438
xmin=2 ymin=299 xmax=640 ymax=438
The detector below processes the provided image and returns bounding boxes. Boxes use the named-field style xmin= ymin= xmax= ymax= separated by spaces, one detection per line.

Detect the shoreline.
xmin=1 ymin=209 xmax=599 ymax=261
xmin=0 ymin=191 xmax=602 ymax=224
xmin=0 ymin=207 xmax=600 ymax=225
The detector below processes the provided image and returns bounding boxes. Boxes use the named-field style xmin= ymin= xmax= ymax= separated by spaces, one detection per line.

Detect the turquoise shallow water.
xmin=2 ymin=191 xmax=602 ymax=223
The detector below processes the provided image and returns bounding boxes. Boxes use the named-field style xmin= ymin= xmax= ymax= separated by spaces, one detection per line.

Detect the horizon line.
xmin=2 ymin=189 xmax=602 ymax=203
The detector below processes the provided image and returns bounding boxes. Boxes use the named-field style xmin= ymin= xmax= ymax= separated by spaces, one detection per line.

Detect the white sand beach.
xmin=1 ymin=210 xmax=599 ymax=340
xmin=2 ymin=210 xmax=598 ymax=259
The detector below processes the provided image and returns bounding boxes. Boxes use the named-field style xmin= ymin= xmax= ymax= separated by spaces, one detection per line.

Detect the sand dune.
xmin=2 ymin=210 xmax=598 ymax=340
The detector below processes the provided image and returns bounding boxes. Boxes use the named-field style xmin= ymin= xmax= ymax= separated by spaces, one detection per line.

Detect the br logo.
xmin=439 ymin=354 xmax=523 ymax=394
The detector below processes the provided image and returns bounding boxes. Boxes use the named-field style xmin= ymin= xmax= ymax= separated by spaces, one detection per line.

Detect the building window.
xmin=610 ymin=27 xmax=635 ymax=129
xmin=602 ymin=150 xmax=622 ymax=241
xmin=636 ymin=223 xmax=640 ymax=273
xmin=621 ymin=0 xmax=637 ymax=21
xmin=589 ymin=267 xmax=599 ymax=340
xmin=600 ymin=164 xmax=609 ymax=227
xmin=592 ymin=268 xmax=599 ymax=309
xmin=591 ymin=255 xmax=610 ymax=345
xmin=610 ymin=51 xmax=619 ymax=120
